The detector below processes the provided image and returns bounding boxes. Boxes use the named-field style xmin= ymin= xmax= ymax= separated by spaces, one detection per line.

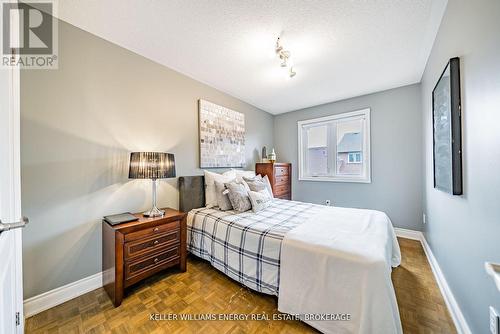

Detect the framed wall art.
xmin=198 ymin=99 xmax=245 ymax=168
xmin=432 ymin=57 xmax=463 ymax=195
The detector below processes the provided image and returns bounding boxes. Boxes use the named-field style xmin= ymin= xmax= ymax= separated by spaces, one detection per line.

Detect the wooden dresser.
xmin=102 ymin=208 xmax=186 ymax=307
xmin=255 ymin=162 xmax=292 ymax=200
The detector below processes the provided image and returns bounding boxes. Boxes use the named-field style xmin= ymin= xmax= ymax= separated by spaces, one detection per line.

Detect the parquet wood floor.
xmin=25 ymin=238 xmax=456 ymax=333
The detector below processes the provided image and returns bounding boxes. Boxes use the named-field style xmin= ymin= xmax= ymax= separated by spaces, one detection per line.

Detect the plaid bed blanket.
xmin=187 ymin=199 xmax=324 ymax=295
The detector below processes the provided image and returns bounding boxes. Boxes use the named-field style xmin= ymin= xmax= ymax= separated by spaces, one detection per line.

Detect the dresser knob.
xmin=154 ymin=258 xmax=159 ymax=263
xmin=153 ymin=240 xmax=159 ymax=245
xmin=153 ymin=227 xmax=159 ymax=232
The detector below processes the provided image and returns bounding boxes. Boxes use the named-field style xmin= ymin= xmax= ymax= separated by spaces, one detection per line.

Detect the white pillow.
xmin=233 ymin=169 xmax=256 ymax=183
xmin=204 ymin=170 xmax=236 ymax=207
xmin=243 ymin=174 xmax=274 ymax=199
xmin=262 ymin=175 xmax=274 ymax=198
xmin=248 ymin=190 xmax=273 ymax=213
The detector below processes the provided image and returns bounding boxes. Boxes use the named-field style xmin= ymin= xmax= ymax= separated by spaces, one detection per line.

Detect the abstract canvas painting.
xmin=432 ymin=57 xmax=463 ymax=195
xmin=199 ymin=99 xmax=245 ymax=168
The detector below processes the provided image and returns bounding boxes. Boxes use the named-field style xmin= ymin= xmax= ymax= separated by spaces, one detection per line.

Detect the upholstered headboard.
xmin=178 ymin=176 xmax=205 ymax=213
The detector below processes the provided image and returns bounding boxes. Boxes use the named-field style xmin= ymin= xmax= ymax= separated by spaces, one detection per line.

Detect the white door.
xmin=0 ymin=5 xmax=24 ymax=332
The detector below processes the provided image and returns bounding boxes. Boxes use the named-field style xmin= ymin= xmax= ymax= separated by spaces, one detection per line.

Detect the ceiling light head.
xmin=278 ymin=50 xmax=290 ymax=67
xmin=275 ymin=35 xmax=296 ymax=78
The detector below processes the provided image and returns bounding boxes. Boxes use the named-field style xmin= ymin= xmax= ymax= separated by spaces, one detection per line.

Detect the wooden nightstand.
xmin=102 ymin=208 xmax=187 ymax=307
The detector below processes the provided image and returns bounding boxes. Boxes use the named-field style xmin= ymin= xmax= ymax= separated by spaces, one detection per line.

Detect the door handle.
xmin=0 ymin=216 xmax=29 ymax=234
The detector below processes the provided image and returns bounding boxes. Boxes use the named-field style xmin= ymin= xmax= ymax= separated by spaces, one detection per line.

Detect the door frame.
xmin=10 ymin=48 xmax=24 ymax=334
xmin=1 ymin=0 xmax=24 ymax=331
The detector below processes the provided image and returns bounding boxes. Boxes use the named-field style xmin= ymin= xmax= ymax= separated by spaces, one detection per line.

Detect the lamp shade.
xmin=128 ymin=152 xmax=176 ymax=179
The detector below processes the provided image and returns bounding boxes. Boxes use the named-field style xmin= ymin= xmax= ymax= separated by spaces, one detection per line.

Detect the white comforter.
xmin=278 ymin=206 xmax=402 ymax=334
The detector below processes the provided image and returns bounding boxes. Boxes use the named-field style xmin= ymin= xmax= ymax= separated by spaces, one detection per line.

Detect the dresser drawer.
xmin=274 ymin=166 xmax=289 ymax=176
xmin=275 ymin=175 xmax=289 ymax=185
xmin=124 ymin=230 xmax=180 ymax=259
xmin=125 ymin=246 xmax=180 ymax=282
xmin=273 ymin=184 xmax=289 ymax=195
xmin=124 ymin=220 xmax=179 ymax=242
xmin=276 ymin=192 xmax=291 ymax=200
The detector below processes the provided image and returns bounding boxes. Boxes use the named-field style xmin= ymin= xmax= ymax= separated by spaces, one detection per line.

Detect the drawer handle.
xmin=153 ymin=227 xmax=159 ymax=232
xmin=154 ymin=258 xmax=159 ymax=263
xmin=153 ymin=240 xmax=159 ymax=245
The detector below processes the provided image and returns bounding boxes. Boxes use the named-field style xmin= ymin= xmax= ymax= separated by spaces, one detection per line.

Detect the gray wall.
xmin=21 ymin=19 xmax=274 ymax=299
xmin=274 ymin=84 xmax=422 ymax=230
xmin=421 ymin=0 xmax=500 ymax=332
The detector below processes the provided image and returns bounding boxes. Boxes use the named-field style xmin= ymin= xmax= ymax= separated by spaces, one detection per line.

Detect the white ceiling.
xmin=56 ymin=0 xmax=447 ymax=114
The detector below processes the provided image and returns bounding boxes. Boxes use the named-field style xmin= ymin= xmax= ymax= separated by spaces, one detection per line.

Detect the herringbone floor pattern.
xmin=25 ymin=238 xmax=456 ymax=333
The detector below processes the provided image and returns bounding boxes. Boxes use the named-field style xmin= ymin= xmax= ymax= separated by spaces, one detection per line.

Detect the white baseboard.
xmin=24 ymin=271 xmax=103 ymax=318
xmin=419 ymin=236 xmax=472 ymax=334
xmin=394 ymin=227 xmax=423 ymax=240
xmin=396 ymin=228 xmax=471 ymax=334
xmin=24 ymin=229 xmax=472 ymax=334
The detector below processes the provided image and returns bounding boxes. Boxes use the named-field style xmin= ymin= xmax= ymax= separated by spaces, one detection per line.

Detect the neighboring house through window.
xmin=298 ymin=108 xmax=371 ymax=183
xmin=338 ymin=132 xmax=363 ymax=175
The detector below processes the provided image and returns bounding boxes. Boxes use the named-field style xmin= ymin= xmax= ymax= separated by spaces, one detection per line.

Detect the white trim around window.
xmin=297 ymin=108 xmax=371 ymax=183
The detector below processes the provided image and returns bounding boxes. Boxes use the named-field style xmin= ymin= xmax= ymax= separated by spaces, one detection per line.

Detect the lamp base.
xmin=143 ymin=206 xmax=165 ymax=218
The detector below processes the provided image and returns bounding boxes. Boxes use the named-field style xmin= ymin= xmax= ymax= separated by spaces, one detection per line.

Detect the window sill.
xmin=299 ymin=176 xmax=371 ymax=183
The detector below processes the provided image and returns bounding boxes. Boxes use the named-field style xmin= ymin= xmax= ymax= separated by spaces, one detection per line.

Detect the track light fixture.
xmin=276 ymin=37 xmax=296 ymax=78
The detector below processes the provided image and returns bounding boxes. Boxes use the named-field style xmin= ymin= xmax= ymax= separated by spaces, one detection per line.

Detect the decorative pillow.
xmin=262 ymin=175 xmax=274 ymax=198
xmin=248 ymin=190 xmax=273 ymax=213
xmin=224 ymin=182 xmax=252 ymax=212
xmin=215 ymin=181 xmax=233 ymax=211
xmin=243 ymin=176 xmax=267 ymax=192
xmin=240 ymin=174 xmax=261 ymax=193
xmin=233 ymin=169 xmax=256 ymax=183
xmin=204 ymin=170 xmax=236 ymax=207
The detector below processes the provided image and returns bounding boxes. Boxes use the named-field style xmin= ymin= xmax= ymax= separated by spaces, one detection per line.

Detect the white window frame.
xmin=297 ymin=108 xmax=371 ymax=183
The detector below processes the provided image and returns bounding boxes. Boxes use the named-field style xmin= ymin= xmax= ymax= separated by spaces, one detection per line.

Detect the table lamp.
xmin=128 ymin=152 xmax=176 ymax=217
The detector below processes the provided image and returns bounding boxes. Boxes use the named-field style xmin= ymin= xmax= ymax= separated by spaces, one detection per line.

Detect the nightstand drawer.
xmin=125 ymin=246 xmax=180 ymax=282
xmin=275 ymin=166 xmax=289 ymax=176
xmin=124 ymin=220 xmax=179 ymax=242
xmin=124 ymin=230 xmax=180 ymax=259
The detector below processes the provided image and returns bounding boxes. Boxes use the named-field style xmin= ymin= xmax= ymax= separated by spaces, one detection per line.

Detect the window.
xmin=348 ymin=152 xmax=362 ymax=164
xmin=298 ymin=108 xmax=371 ymax=183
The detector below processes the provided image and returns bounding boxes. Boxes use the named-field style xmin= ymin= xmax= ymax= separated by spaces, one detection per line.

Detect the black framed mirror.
xmin=432 ymin=57 xmax=463 ymax=195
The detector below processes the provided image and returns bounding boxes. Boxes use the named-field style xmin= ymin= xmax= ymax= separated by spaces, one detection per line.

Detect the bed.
xmin=179 ymin=176 xmax=403 ymax=334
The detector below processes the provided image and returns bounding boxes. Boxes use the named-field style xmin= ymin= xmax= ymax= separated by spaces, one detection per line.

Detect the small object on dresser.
xmin=261 ymin=146 xmax=267 ymax=162
xmin=267 ymin=148 xmax=277 ymax=163
xmin=103 ymin=212 xmax=138 ymax=226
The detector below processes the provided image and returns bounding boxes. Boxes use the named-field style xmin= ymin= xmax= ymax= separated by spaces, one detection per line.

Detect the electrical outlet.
xmin=325 ymin=200 xmax=331 ymax=206
xmin=490 ymin=306 xmax=499 ymax=334
xmin=423 ymin=213 xmax=427 ymax=224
